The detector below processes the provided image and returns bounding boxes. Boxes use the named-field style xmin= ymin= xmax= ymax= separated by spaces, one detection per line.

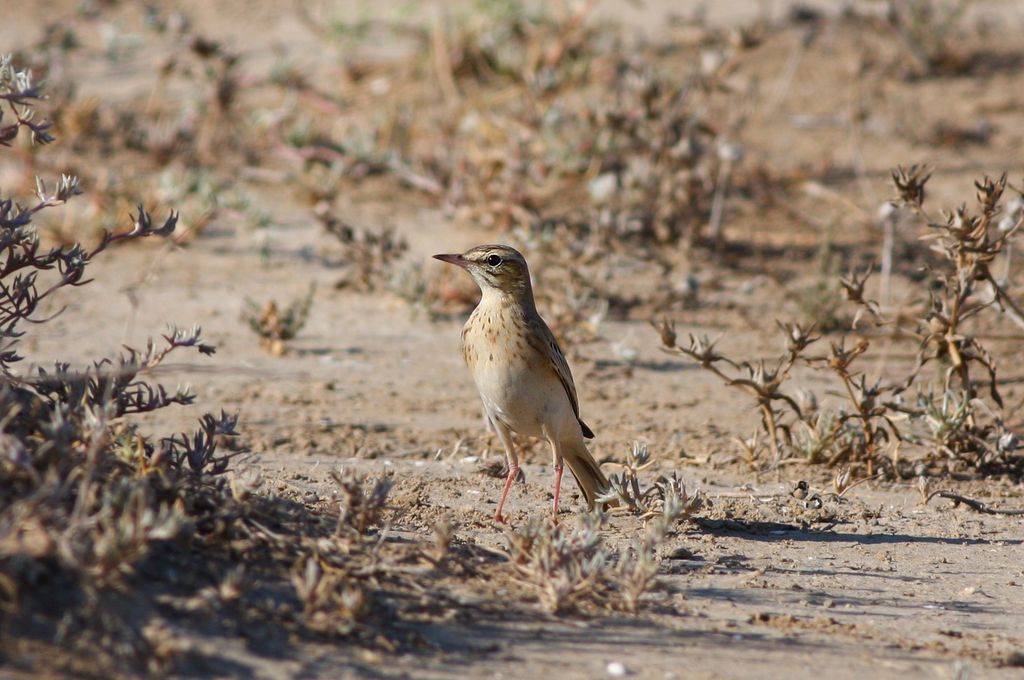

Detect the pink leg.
xmin=495 ymin=461 xmax=520 ymax=523
xmin=551 ymin=462 xmax=564 ymax=523
xmin=491 ymin=421 xmax=520 ymax=523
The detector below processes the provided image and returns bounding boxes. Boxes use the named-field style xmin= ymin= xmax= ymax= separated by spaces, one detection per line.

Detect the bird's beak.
xmin=433 ymin=253 xmax=471 ymax=269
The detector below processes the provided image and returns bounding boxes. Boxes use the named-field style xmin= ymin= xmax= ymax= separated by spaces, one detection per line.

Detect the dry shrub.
xmin=1 ymin=56 xmax=414 ymax=676
xmin=508 ymin=442 xmax=700 ymax=615
xmin=1 ymin=54 xmax=245 ymax=672
xmin=289 ymin=469 xmax=393 ymax=635
xmin=242 ymin=284 xmax=315 ymax=355
xmin=658 ymin=168 xmax=1023 ymax=478
xmin=315 ymin=205 xmax=409 ymax=292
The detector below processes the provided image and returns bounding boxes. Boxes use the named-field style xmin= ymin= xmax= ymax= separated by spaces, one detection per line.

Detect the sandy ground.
xmin=30 ymin=243 xmax=1024 ymax=680
xmin=3 ymin=1 xmax=1024 ymax=679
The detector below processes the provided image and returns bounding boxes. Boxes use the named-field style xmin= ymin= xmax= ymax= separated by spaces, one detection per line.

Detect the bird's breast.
xmin=461 ymin=305 xmax=535 ymax=370
xmin=461 ymin=302 xmax=571 ymax=438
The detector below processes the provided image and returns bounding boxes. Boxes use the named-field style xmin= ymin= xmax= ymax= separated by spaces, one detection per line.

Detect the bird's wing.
xmin=526 ymin=315 xmax=595 ymax=438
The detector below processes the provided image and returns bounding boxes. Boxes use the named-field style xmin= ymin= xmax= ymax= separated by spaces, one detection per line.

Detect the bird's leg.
xmin=546 ymin=429 xmax=564 ymax=524
xmin=495 ymin=463 xmax=519 ymax=524
xmin=493 ymin=422 xmax=519 ymax=523
xmin=552 ymin=462 xmax=564 ymax=523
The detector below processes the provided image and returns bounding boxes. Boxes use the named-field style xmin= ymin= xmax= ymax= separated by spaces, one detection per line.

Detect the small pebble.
xmin=606 ymin=661 xmax=629 ymax=677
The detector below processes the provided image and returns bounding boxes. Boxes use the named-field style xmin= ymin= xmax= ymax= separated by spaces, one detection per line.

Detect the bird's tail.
xmin=563 ymin=438 xmax=616 ymax=510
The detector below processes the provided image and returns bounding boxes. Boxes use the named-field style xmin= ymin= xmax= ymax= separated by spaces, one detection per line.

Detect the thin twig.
xmin=925 ymin=490 xmax=1024 ymax=516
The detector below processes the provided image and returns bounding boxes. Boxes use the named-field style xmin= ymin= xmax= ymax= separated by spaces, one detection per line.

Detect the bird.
xmin=433 ymin=244 xmax=611 ymax=523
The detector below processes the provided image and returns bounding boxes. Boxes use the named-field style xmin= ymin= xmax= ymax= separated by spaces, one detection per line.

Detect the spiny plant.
xmin=0 ymin=54 xmax=245 ymax=672
xmin=507 ymin=442 xmax=699 ymax=615
xmin=242 ymin=283 xmax=315 ymax=355
xmin=656 ymin=167 xmax=1023 ymax=477
xmin=598 ymin=441 xmax=703 ymax=520
xmin=655 ymin=320 xmax=812 ymax=467
xmin=290 ymin=469 xmax=393 ymax=635
xmin=875 ymin=167 xmax=1021 ymax=472
xmin=315 ymin=206 xmax=408 ymax=292
xmin=0 ymin=54 xmax=54 ymax=146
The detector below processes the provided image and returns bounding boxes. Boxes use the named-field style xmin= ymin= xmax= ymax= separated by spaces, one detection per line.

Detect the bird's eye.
xmin=486 ymin=254 xmax=502 ymax=267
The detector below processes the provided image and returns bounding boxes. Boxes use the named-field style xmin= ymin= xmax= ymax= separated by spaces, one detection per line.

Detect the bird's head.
xmin=433 ymin=244 xmax=532 ymax=299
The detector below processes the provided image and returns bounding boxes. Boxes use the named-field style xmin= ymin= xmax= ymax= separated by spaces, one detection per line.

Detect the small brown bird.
xmin=433 ymin=245 xmax=611 ymax=522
